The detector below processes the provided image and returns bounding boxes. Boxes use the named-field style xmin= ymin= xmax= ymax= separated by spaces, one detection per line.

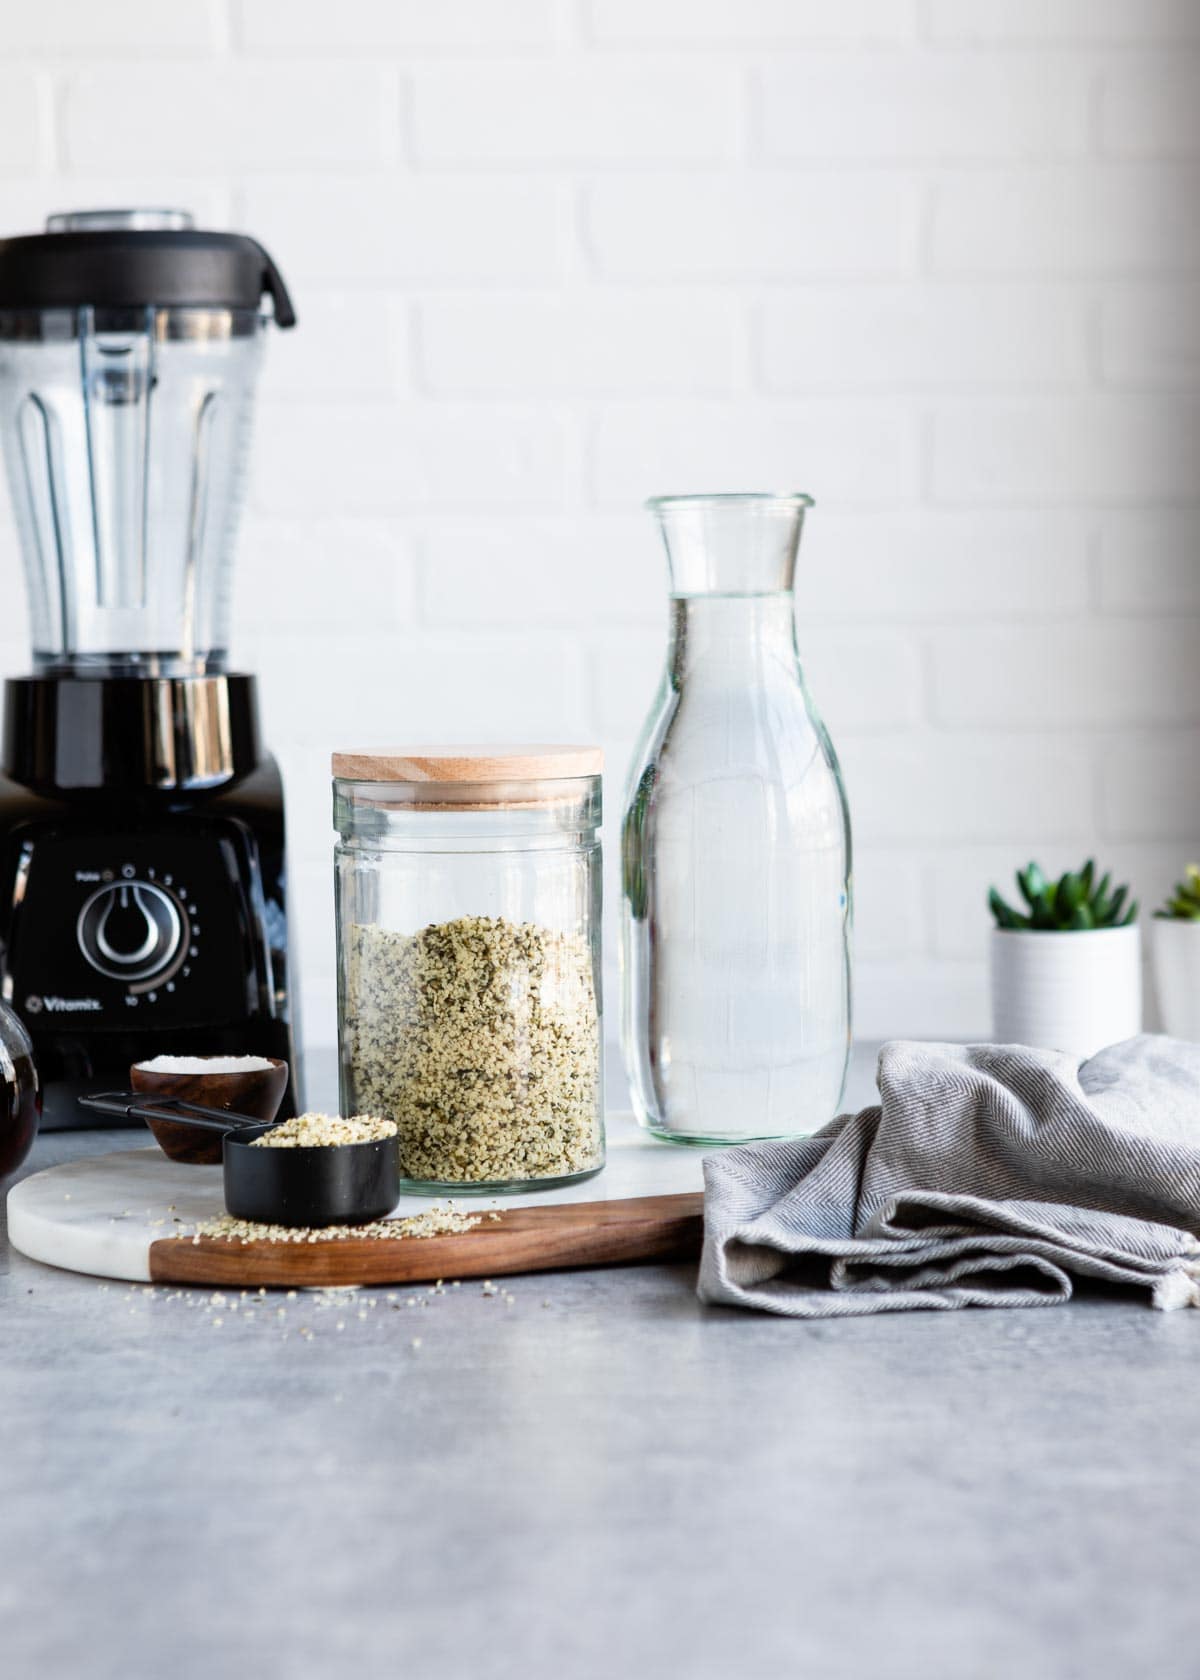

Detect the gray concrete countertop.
xmin=3 ymin=1044 xmax=1199 ymax=1680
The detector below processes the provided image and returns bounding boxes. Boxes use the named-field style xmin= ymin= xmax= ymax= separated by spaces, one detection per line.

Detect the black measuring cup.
xmin=80 ymin=1093 xmax=400 ymax=1226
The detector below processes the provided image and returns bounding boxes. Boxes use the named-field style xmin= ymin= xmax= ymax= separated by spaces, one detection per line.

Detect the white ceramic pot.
xmin=990 ymin=925 xmax=1142 ymax=1058
xmin=1151 ymin=918 xmax=1200 ymax=1040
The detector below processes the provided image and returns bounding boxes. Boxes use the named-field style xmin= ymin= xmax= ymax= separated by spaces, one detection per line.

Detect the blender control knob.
xmin=77 ymin=881 xmax=184 ymax=984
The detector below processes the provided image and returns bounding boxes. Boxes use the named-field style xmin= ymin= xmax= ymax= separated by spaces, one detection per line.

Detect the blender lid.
xmin=0 ymin=209 xmax=296 ymax=325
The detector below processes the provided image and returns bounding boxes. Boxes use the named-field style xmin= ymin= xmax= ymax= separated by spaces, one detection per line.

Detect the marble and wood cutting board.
xmin=6 ymin=1116 xmax=707 ymax=1287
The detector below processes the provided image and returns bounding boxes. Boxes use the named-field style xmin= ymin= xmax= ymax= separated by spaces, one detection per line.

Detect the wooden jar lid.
xmin=331 ymin=745 xmax=603 ymax=784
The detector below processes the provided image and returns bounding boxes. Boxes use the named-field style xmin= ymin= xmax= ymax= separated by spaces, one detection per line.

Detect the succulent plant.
xmin=1156 ymin=864 xmax=1200 ymax=921
xmin=988 ymin=860 xmax=1137 ymax=932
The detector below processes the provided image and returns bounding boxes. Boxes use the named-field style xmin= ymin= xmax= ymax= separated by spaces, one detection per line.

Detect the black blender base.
xmin=0 ymin=675 xmax=301 ymax=1133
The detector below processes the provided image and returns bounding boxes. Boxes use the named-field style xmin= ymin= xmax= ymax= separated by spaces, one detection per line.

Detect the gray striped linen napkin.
xmin=699 ymin=1036 xmax=1200 ymax=1316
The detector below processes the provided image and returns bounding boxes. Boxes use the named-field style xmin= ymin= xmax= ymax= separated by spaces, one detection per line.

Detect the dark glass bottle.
xmin=0 ymin=1000 xmax=39 ymax=1176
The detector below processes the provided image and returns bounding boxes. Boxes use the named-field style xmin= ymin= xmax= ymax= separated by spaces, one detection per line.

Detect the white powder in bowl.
xmin=134 ymin=1055 xmax=279 ymax=1074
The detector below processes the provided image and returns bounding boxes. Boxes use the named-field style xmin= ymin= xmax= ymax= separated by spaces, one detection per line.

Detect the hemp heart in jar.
xmin=333 ymin=745 xmax=606 ymax=1192
xmin=344 ymin=914 xmax=601 ymax=1186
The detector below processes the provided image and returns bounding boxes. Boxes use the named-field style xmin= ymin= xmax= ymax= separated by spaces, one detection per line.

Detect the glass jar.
xmin=334 ymin=746 xmax=605 ymax=1194
xmin=620 ymin=493 xmax=852 ymax=1146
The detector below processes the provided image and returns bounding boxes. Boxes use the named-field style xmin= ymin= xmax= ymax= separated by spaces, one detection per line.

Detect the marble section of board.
xmin=7 ymin=1113 xmax=706 ymax=1283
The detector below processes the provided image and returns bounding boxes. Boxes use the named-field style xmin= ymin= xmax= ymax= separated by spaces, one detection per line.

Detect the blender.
xmin=0 ymin=210 xmax=300 ymax=1127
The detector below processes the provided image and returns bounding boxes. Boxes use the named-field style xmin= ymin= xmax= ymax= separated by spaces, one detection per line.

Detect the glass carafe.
xmin=620 ymin=493 xmax=851 ymax=1144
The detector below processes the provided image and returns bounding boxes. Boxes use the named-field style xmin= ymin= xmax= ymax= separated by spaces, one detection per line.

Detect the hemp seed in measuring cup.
xmin=333 ymin=747 xmax=605 ymax=1195
xmin=251 ymin=1113 xmax=396 ymax=1148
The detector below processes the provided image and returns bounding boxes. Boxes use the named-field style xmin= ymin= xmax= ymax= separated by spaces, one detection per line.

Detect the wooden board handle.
xmin=149 ymin=1191 xmax=706 ymax=1288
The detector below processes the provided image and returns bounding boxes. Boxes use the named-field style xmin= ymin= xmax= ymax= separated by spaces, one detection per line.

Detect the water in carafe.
xmin=620 ymin=494 xmax=852 ymax=1144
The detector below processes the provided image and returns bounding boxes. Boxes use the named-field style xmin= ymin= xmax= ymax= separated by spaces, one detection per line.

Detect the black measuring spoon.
xmin=79 ymin=1093 xmax=400 ymax=1226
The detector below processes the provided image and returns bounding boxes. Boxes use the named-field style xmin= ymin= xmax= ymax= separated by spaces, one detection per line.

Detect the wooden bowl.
xmin=130 ymin=1057 xmax=289 ymax=1164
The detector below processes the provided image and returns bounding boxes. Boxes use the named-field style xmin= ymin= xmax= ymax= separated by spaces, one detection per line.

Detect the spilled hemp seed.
xmin=192 ymin=1206 xmax=482 ymax=1245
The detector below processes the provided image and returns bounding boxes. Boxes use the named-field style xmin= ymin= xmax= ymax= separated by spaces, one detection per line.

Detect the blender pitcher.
xmin=620 ymin=493 xmax=852 ymax=1145
xmin=0 ymin=209 xmax=295 ymax=676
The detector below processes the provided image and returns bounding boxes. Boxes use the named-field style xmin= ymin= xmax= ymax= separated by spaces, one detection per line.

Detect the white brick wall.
xmin=242 ymin=176 xmax=565 ymax=284
xmin=410 ymin=61 xmax=740 ymax=163
xmin=63 ymin=66 xmax=401 ymax=170
xmin=756 ymin=53 xmax=1089 ymax=160
xmin=586 ymin=174 xmax=919 ymax=277
xmin=0 ymin=0 xmax=1196 ymax=1054
xmin=929 ymin=164 xmax=1200 ymax=273
xmin=758 ymin=285 xmax=1089 ymax=389
xmin=417 ymin=290 xmax=739 ymax=393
